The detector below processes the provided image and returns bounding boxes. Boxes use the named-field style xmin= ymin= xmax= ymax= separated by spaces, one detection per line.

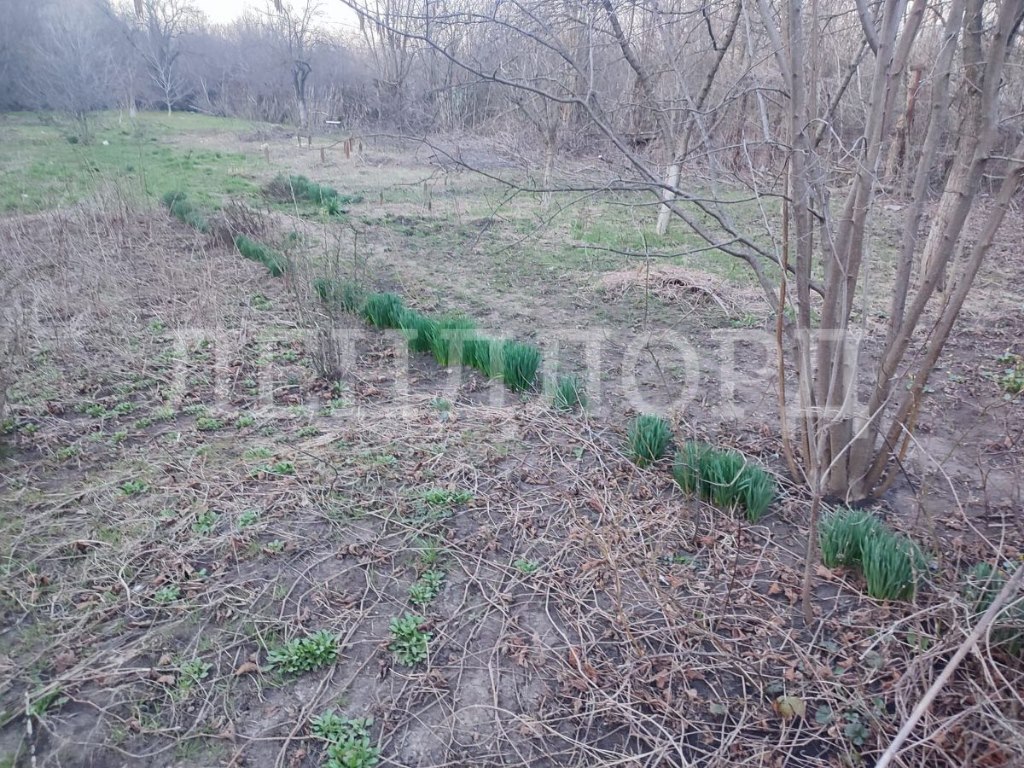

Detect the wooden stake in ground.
xmin=875 ymin=565 xmax=1024 ymax=768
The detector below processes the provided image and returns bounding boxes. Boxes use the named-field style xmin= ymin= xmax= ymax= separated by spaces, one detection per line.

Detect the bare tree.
xmin=30 ymin=0 xmax=123 ymax=139
xmin=260 ymin=0 xmax=325 ymax=129
xmin=132 ymin=0 xmax=204 ymax=114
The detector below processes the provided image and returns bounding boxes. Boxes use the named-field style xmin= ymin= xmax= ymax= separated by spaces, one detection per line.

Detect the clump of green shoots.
xmin=429 ymin=315 xmax=477 ymax=367
xmin=234 ymin=235 xmax=289 ymax=277
xmin=361 ymin=292 xmax=405 ymax=329
xmin=627 ymin=414 xmax=672 ymax=467
xmin=311 ymin=712 xmax=379 ymax=768
xmin=161 ymin=190 xmax=208 ymax=232
xmin=819 ymin=508 xmax=883 ymax=568
xmin=388 ymin=614 xmax=431 ymax=666
xmin=399 ymin=309 xmax=439 ymax=354
xmin=860 ymin=529 xmax=925 ymax=602
xmin=313 ymin=278 xmax=365 ymax=313
xmin=551 ymin=375 xmax=587 ymax=411
xmin=672 ymin=441 xmax=775 ymax=521
xmin=498 ymin=340 xmax=542 ymax=392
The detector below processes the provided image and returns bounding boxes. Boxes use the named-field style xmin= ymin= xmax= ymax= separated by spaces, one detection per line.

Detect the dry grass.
xmin=0 ymin=200 xmax=1022 ymax=768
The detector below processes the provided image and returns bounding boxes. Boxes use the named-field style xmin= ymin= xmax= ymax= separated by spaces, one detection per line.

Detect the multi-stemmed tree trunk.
xmin=338 ymin=0 xmax=1024 ymax=511
xmin=768 ymin=0 xmax=1024 ymax=504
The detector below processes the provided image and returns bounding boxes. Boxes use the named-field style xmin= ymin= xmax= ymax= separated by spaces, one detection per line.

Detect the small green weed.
xmin=250 ymin=293 xmax=273 ymax=311
xmin=192 ymin=509 xmax=219 ymax=535
xmin=176 ymin=658 xmax=212 ymax=699
xmin=268 ymin=460 xmax=296 ymax=476
xmin=996 ymin=351 xmax=1024 ymax=396
xmin=627 ymin=414 xmax=672 ymax=467
xmin=389 ymin=614 xmax=431 ymax=666
xmin=84 ymin=403 xmax=107 ymax=418
xmin=236 ymin=413 xmax=256 ymax=428
xmin=672 ymin=441 xmax=775 ymax=521
xmin=196 ymin=416 xmax=224 ymax=432
xmin=311 ymin=711 xmax=379 ymax=768
xmin=421 ymin=488 xmax=473 ymax=507
xmin=120 ymin=479 xmax=149 ymax=496
xmin=56 ymin=445 xmax=81 ymax=461
xmin=361 ymin=292 xmax=405 ymax=328
xmin=514 ymin=558 xmax=539 ymax=575
xmin=153 ymin=584 xmax=181 ymax=604
xmin=409 ymin=570 xmax=446 ymax=606
xmin=244 ymin=446 xmax=274 ymax=460
xmin=498 ymin=340 xmax=541 ymax=391
xmin=267 ymin=630 xmax=340 ymax=675
xmin=237 ymin=509 xmax=260 ymax=529
xmin=551 ymin=375 xmax=587 ymax=411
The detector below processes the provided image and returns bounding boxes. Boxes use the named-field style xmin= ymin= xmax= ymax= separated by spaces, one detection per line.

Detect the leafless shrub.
xmin=208 ymin=199 xmax=268 ymax=247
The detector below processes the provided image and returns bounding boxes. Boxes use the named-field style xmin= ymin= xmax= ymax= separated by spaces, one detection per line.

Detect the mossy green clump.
xmin=627 ymin=414 xmax=672 ymax=467
xmin=234 ymin=235 xmax=288 ymax=277
xmin=672 ymin=441 xmax=775 ymax=521
xmin=361 ymin=292 xmax=405 ymax=328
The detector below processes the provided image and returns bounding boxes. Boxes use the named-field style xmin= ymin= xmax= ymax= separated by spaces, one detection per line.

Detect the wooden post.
xmin=320 ymin=147 xmax=326 ymax=163
xmin=344 ymin=140 xmax=351 ymax=159
xmin=263 ymin=144 xmax=270 ymax=163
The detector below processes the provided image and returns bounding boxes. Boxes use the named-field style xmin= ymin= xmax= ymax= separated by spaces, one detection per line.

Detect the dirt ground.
xmin=1 ymin=124 xmax=1022 ymax=767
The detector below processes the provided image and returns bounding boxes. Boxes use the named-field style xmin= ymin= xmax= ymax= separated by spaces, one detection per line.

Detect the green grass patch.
xmin=234 ymin=235 xmax=289 ymax=277
xmin=270 ymin=173 xmax=364 ymax=213
xmin=361 ymin=292 xmax=405 ymax=329
xmin=627 ymin=414 xmax=672 ymax=467
xmin=0 ymin=112 xmax=261 ymax=213
xmin=672 ymin=441 xmax=775 ymax=521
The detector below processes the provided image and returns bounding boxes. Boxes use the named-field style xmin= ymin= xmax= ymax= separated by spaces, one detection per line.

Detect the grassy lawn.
xmin=0 ymin=112 xmax=264 ymax=213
